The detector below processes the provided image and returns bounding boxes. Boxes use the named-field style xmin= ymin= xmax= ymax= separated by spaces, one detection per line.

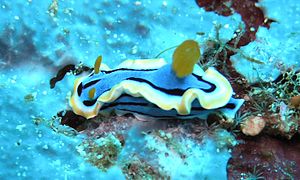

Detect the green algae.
xmin=76 ymin=133 xmax=123 ymax=171
xmin=121 ymin=155 xmax=167 ymax=180
xmin=24 ymin=93 xmax=36 ymax=102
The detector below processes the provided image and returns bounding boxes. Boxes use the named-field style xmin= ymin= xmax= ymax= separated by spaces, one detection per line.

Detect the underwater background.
xmin=0 ymin=0 xmax=299 ymax=179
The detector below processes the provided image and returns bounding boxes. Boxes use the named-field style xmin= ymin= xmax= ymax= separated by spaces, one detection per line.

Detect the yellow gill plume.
xmin=172 ymin=40 xmax=200 ymax=78
xmin=94 ymin=55 xmax=102 ymax=74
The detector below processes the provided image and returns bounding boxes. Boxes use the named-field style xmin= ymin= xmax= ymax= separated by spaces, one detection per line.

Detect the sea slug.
xmin=69 ymin=40 xmax=244 ymax=119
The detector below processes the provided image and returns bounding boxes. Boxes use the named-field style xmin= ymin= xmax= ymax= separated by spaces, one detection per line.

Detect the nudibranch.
xmin=70 ymin=40 xmax=244 ymax=119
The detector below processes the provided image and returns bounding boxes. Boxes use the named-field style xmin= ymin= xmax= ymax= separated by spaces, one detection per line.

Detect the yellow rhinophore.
xmin=94 ymin=55 xmax=102 ymax=74
xmin=172 ymin=40 xmax=200 ymax=78
xmin=88 ymin=87 xmax=96 ymax=99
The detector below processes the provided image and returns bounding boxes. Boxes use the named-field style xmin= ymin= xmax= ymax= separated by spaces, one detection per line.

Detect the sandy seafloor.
xmin=0 ymin=0 xmax=299 ymax=179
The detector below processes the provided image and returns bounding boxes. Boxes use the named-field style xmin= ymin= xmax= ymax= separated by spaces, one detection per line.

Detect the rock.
xmin=241 ymin=116 xmax=266 ymax=136
xmin=290 ymin=95 xmax=300 ymax=109
xmin=227 ymin=134 xmax=300 ymax=179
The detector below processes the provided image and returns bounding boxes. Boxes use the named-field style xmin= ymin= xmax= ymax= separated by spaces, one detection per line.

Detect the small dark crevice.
xmin=57 ymin=110 xmax=87 ymax=131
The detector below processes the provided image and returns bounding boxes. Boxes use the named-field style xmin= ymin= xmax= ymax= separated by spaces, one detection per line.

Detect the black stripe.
xmin=191 ymin=103 xmax=236 ymax=111
xmin=101 ymin=102 xmax=150 ymax=110
xmin=126 ymin=77 xmax=215 ymax=95
xmin=103 ymin=69 xmax=217 ymax=93
xmin=83 ymin=79 xmax=101 ymax=89
xmin=114 ymin=103 xmax=236 ymax=118
xmin=83 ymin=99 xmax=97 ymax=106
xmin=116 ymin=108 xmax=189 ymax=118
xmin=102 ymin=68 xmax=157 ymax=74
xmin=192 ymin=73 xmax=216 ymax=92
xmin=101 ymin=99 xmax=236 ymax=111
xmin=84 ymin=68 xmax=157 ymax=89
xmin=85 ymin=69 xmax=215 ymax=94
xmin=77 ymin=83 xmax=83 ymax=96
xmin=224 ymin=103 xmax=236 ymax=109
